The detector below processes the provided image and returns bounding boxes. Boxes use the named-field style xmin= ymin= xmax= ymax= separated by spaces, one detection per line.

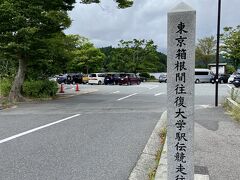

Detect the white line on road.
xmin=112 ymin=91 xmax=120 ymax=94
xmin=0 ymin=114 xmax=81 ymax=144
xmin=227 ymin=84 xmax=233 ymax=89
xmin=117 ymin=93 xmax=138 ymax=101
xmin=148 ymin=86 xmax=159 ymax=90
xmin=154 ymin=92 xmax=165 ymax=96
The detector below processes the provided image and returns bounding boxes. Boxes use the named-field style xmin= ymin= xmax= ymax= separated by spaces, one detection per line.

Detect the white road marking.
xmin=227 ymin=84 xmax=233 ymax=89
xmin=147 ymin=85 xmax=159 ymax=90
xmin=195 ymin=104 xmax=215 ymax=109
xmin=0 ymin=114 xmax=80 ymax=144
xmin=154 ymin=92 xmax=165 ymax=96
xmin=112 ymin=91 xmax=120 ymax=94
xmin=117 ymin=93 xmax=138 ymax=101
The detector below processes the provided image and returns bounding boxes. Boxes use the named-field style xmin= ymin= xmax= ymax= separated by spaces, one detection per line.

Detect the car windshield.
xmin=89 ymin=74 xmax=96 ymax=77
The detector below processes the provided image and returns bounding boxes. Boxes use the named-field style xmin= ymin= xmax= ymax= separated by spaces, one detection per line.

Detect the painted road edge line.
xmin=117 ymin=93 xmax=138 ymax=101
xmin=0 ymin=114 xmax=81 ymax=144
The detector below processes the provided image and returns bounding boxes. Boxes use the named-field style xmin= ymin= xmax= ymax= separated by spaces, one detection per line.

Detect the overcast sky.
xmin=65 ymin=0 xmax=240 ymax=53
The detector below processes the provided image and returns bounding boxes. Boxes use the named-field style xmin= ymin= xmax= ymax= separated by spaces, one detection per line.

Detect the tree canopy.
xmin=195 ymin=36 xmax=216 ymax=68
xmin=221 ymin=26 xmax=240 ymax=69
xmin=80 ymin=0 xmax=133 ymax=8
xmin=100 ymin=39 xmax=166 ymax=73
xmin=0 ymin=0 xmax=134 ymax=102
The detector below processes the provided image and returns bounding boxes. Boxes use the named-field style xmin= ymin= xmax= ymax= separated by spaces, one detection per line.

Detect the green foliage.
xmin=139 ymin=72 xmax=150 ymax=78
xmin=195 ymin=36 xmax=216 ymax=68
xmin=22 ymin=80 xmax=58 ymax=98
xmin=80 ymin=0 xmax=133 ymax=8
xmin=221 ymin=26 xmax=240 ymax=69
xmin=226 ymin=64 xmax=236 ymax=74
xmin=0 ymin=79 xmax=12 ymax=97
xmin=100 ymin=39 xmax=166 ymax=73
xmin=68 ymin=42 xmax=106 ymax=74
xmin=149 ymin=75 xmax=156 ymax=80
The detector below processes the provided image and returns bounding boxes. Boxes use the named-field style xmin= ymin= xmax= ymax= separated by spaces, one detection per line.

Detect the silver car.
xmin=195 ymin=69 xmax=215 ymax=83
xmin=159 ymin=73 xmax=167 ymax=83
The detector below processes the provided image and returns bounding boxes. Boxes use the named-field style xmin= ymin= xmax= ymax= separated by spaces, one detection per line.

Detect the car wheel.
xmin=210 ymin=79 xmax=215 ymax=84
xmin=195 ymin=79 xmax=200 ymax=84
xmin=165 ymin=79 xmax=167 ymax=83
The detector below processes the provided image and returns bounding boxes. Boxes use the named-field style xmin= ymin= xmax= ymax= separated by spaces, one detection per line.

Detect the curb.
xmin=56 ymin=89 xmax=98 ymax=99
xmin=225 ymin=97 xmax=240 ymax=110
xmin=0 ymin=89 xmax=98 ymax=111
xmin=128 ymin=111 xmax=167 ymax=180
xmin=155 ymin=123 xmax=210 ymax=180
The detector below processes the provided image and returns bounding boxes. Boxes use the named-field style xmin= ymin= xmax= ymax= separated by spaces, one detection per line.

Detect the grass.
xmin=148 ymin=127 xmax=167 ymax=180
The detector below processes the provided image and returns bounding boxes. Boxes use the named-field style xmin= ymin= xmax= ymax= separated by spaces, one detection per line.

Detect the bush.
xmin=139 ymin=72 xmax=150 ymax=78
xmin=23 ymin=80 xmax=58 ymax=98
xmin=149 ymin=75 xmax=156 ymax=80
xmin=0 ymin=79 xmax=12 ymax=97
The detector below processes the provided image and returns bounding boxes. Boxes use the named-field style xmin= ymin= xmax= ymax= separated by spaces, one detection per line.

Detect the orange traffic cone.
xmin=59 ymin=83 xmax=64 ymax=93
xmin=76 ymin=83 xmax=80 ymax=92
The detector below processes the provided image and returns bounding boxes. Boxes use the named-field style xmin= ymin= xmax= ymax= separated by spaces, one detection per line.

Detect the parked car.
xmin=210 ymin=74 xmax=230 ymax=84
xmin=139 ymin=76 xmax=147 ymax=82
xmin=159 ymin=73 xmax=167 ymax=83
xmin=49 ymin=75 xmax=59 ymax=82
xmin=118 ymin=73 xmax=141 ymax=85
xmin=195 ymin=69 xmax=215 ymax=83
xmin=56 ymin=73 xmax=83 ymax=84
xmin=68 ymin=73 xmax=83 ymax=84
xmin=88 ymin=73 xmax=105 ymax=85
xmin=218 ymin=74 xmax=230 ymax=83
xmin=56 ymin=74 xmax=68 ymax=84
xmin=228 ymin=73 xmax=238 ymax=84
xmin=104 ymin=73 xmax=121 ymax=85
xmin=82 ymin=74 xmax=89 ymax=84
xmin=233 ymin=75 xmax=240 ymax=87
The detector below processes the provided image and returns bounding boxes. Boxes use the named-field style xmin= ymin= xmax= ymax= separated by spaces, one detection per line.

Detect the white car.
xmin=88 ymin=73 xmax=105 ymax=85
xmin=228 ymin=74 xmax=236 ymax=84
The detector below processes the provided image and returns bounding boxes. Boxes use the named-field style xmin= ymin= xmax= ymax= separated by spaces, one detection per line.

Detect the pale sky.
xmin=65 ymin=0 xmax=240 ymax=53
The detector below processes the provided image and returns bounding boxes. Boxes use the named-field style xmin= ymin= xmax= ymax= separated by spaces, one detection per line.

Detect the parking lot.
xmin=0 ymin=82 xmax=233 ymax=180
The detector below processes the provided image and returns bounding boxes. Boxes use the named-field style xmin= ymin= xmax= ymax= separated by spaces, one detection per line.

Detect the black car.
xmin=233 ymin=75 xmax=240 ymax=87
xmin=219 ymin=74 xmax=230 ymax=83
xmin=210 ymin=74 xmax=230 ymax=84
xmin=104 ymin=73 xmax=121 ymax=85
xmin=56 ymin=74 xmax=68 ymax=84
xmin=57 ymin=73 xmax=83 ymax=84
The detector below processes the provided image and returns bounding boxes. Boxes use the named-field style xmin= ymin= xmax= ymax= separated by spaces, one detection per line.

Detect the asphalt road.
xmin=0 ymin=83 xmax=166 ymax=180
xmin=0 ymin=82 xmax=232 ymax=180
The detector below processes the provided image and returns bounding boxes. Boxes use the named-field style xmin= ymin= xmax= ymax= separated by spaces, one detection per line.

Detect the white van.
xmin=195 ymin=69 xmax=215 ymax=83
xmin=88 ymin=73 xmax=105 ymax=85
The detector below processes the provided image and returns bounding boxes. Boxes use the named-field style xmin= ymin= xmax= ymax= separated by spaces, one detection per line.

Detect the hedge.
xmin=23 ymin=80 xmax=58 ymax=98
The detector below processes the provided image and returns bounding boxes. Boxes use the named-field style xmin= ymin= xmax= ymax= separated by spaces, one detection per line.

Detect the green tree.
xmin=80 ymin=0 xmax=133 ymax=8
xmin=68 ymin=43 xmax=105 ymax=74
xmin=110 ymin=39 xmax=162 ymax=73
xmin=26 ymin=34 xmax=84 ymax=80
xmin=100 ymin=40 xmax=166 ymax=73
xmin=195 ymin=36 xmax=216 ymax=68
xmin=221 ymin=26 xmax=240 ymax=69
xmin=0 ymin=0 xmax=74 ymax=102
xmin=0 ymin=0 xmax=133 ymax=103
